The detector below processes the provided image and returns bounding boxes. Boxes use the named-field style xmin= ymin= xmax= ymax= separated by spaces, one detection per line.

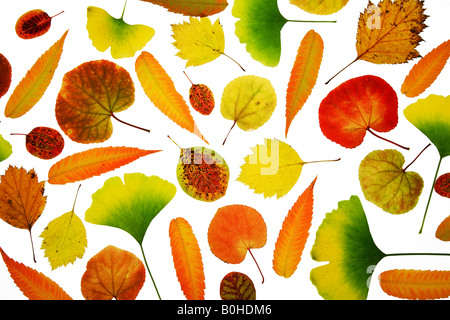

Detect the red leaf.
xmin=11 ymin=127 xmax=64 ymax=160
xmin=435 ymin=173 xmax=450 ymax=198
xmin=0 ymin=53 xmax=12 ymax=99
xmin=15 ymin=10 xmax=63 ymax=39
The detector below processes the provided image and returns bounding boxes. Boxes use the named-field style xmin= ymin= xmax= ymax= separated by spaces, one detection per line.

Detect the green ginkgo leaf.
xmin=87 ymin=2 xmax=155 ymax=59
xmin=310 ymin=196 xmax=386 ymax=300
xmin=0 ymin=134 xmax=12 ymax=162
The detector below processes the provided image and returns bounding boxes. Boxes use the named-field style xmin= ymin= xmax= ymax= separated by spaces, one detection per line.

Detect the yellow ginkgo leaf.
xmin=86 ymin=3 xmax=154 ymax=59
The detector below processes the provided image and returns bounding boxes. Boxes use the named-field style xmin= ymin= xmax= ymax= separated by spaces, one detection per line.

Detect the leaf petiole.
xmin=140 ymin=243 xmax=161 ymax=300
xmin=403 ymin=143 xmax=431 ymax=172
xmin=367 ymin=128 xmax=409 ymax=151
xmin=248 ymin=248 xmax=264 ymax=284
xmin=222 ymin=121 xmax=236 ymax=145
xmin=110 ymin=112 xmax=150 ymax=133
xmin=286 ymin=19 xmax=337 ymax=23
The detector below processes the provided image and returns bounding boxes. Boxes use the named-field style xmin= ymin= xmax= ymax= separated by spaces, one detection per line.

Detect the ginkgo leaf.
xmin=40 ymin=186 xmax=87 ymax=269
xmin=0 ymin=166 xmax=47 ymax=262
xmin=11 ymin=127 xmax=64 ymax=160
xmin=135 ymin=51 xmax=207 ymax=143
xmin=379 ymin=269 xmax=450 ymax=300
xmin=172 ymin=17 xmax=244 ymax=71
xmin=208 ymin=204 xmax=267 ymax=283
xmin=273 ymin=177 xmax=316 ymax=278
xmin=221 ymin=76 xmax=277 ymax=145
xmin=285 ymin=30 xmax=323 ymax=137
xmin=401 ymin=40 xmax=450 ymax=98
xmin=15 ymin=9 xmax=64 ymax=39
xmin=81 ymin=245 xmax=146 ymax=300
xmin=183 ymin=71 xmax=215 ymax=115
xmin=326 ymin=0 xmax=427 ymax=84
xmin=435 ymin=173 xmax=450 ymax=198
xmin=310 ymin=196 xmax=386 ymax=300
xmin=87 ymin=3 xmax=155 ymax=59
xmin=290 ymin=0 xmax=349 ymax=15
xmin=0 ymin=134 xmax=13 ymax=162
xmin=48 ymin=146 xmax=161 ymax=185
xmin=237 ymin=139 xmax=338 ymax=199
xmin=0 ymin=53 xmax=12 ymax=99
xmin=56 ymin=59 xmax=149 ymax=144
xmin=319 ymin=75 xmax=408 ymax=150
xmin=359 ymin=148 xmax=427 ymax=215
xmin=140 ymin=0 xmax=228 ymax=17
xmin=0 ymin=247 xmax=72 ymax=300
xmin=220 ymin=272 xmax=256 ymax=300
xmin=169 ymin=217 xmax=205 ymax=300
xmin=4 ymin=30 xmax=68 ymax=118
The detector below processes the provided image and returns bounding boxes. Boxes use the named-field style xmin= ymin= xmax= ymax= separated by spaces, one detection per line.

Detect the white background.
xmin=0 ymin=0 xmax=449 ymax=300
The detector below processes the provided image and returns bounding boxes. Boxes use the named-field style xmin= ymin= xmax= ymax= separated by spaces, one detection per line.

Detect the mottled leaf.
xmin=220 ymin=272 xmax=256 ymax=300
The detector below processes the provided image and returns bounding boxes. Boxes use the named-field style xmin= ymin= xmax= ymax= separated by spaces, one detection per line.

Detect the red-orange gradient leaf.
xmin=80 ymin=245 xmax=146 ymax=300
xmin=319 ymin=75 xmax=407 ymax=150
xmin=15 ymin=9 xmax=64 ymax=39
xmin=0 ymin=247 xmax=72 ymax=300
xmin=0 ymin=53 xmax=12 ymax=99
xmin=273 ymin=177 xmax=316 ymax=278
xmin=169 ymin=217 xmax=205 ymax=300
xmin=11 ymin=127 xmax=64 ymax=160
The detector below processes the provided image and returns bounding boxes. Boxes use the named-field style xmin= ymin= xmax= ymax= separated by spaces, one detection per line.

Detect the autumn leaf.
xmin=15 ymin=9 xmax=64 ymax=39
xmin=273 ymin=177 xmax=316 ymax=278
xmin=87 ymin=2 xmax=155 ymax=59
xmin=135 ymin=51 xmax=207 ymax=143
xmin=319 ymin=75 xmax=408 ymax=150
xmin=11 ymin=127 xmax=64 ymax=160
xmin=310 ymin=196 xmax=386 ymax=300
xmin=0 ymin=247 xmax=72 ymax=300
xmin=359 ymin=147 xmax=428 ymax=215
xmin=208 ymin=204 xmax=267 ymax=283
xmin=139 ymin=0 xmax=228 ymax=17
xmin=56 ymin=59 xmax=149 ymax=144
xmin=0 ymin=53 xmax=12 ymax=99
xmin=221 ymin=75 xmax=277 ymax=145
xmin=436 ymin=214 xmax=450 ymax=241
xmin=220 ymin=272 xmax=256 ymax=300
xmin=0 ymin=166 xmax=47 ymax=262
xmin=285 ymin=30 xmax=323 ymax=137
xmin=0 ymin=135 xmax=12 ymax=162
xmin=435 ymin=173 xmax=450 ymax=198
xmin=183 ymin=71 xmax=215 ymax=115
xmin=326 ymin=0 xmax=427 ymax=84
xmin=81 ymin=245 xmax=146 ymax=300
xmin=237 ymin=139 xmax=339 ymax=199
xmin=401 ymin=39 xmax=450 ymax=98
xmin=40 ymin=185 xmax=87 ymax=269
xmin=48 ymin=146 xmax=161 ymax=185
xmin=379 ymin=269 xmax=450 ymax=300
xmin=4 ymin=30 xmax=68 ymax=118
xmin=171 ymin=17 xmax=244 ymax=71
xmin=85 ymin=173 xmax=176 ymax=299
xmin=290 ymin=0 xmax=349 ymax=15
xmin=169 ymin=217 xmax=205 ymax=300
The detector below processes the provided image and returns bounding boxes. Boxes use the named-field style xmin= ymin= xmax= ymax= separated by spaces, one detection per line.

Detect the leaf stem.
xmin=139 ymin=243 xmax=161 ymax=300
xmin=51 ymin=11 xmax=64 ymax=19
xmin=325 ymin=57 xmax=359 ymax=85
xmin=121 ymin=0 xmax=128 ymax=19
xmin=419 ymin=156 xmax=443 ymax=234
xmin=367 ymin=128 xmax=410 ymax=151
xmin=71 ymin=184 xmax=82 ymax=213
xmin=222 ymin=121 xmax=236 ymax=145
xmin=286 ymin=19 xmax=337 ymax=23
xmin=110 ymin=112 xmax=150 ymax=133
xmin=303 ymin=158 xmax=341 ymax=165
xmin=221 ymin=52 xmax=246 ymax=72
xmin=167 ymin=135 xmax=182 ymax=149
xmin=28 ymin=229 xmax=36 ymax=263
xmin=183 ymin=71 xmax=194 ymax=85
xmin=403 ymin=143 xmax=431 ymax=172
xmin=248 ymin=248 xmax=264 ymax=284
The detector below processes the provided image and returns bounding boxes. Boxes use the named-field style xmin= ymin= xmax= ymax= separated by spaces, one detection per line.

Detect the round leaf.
xmin=0 ymin=53 xmax=12 ymax=99
xmin=290 ymin=0 xmax=349 ymax=15
xmin=24 ymin=127 xmax=64 ymax=160
xmin=0 ymin=135 xmax=12 ymax=162
xmin=220 ymin=272 xmax=256 ymax=300
xmin=435 ymin=173 xmax=450 ymax=198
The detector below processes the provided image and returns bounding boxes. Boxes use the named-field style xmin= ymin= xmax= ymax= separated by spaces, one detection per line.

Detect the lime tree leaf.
xmin=0 ymin=134 xmax=12 ymax=162
xmin=310 ymin=196 xmax=386 ymax=300
xmin=359 ymin=149 xmax=425 ymax=215
xmin=87 ymin=4 xmax=154 ymax=59
xmin=221 ymin=75 xmax=277 ymax=145
xmin=290 ymin=0 xmax=349 ymax=15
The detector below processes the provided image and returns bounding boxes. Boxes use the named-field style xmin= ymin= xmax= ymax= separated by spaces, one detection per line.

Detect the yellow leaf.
xmin=4 ymin=30 xmax=69 ymax=118
xmin=289 ymin=0 xmax=349 ymax=15
xmin=135 ymin=51 xmax=208 ymax=143
xmin=40 ymin=186 xmax=87 ymax=269
xmin=140 ymin=0 xmax=228 ymax=17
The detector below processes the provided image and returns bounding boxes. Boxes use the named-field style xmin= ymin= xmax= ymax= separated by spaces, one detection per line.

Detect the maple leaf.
xmin=0 ymin=166 xmax=46 ymax=262
xmin=15 ymin=9 xmax=64 ymax=39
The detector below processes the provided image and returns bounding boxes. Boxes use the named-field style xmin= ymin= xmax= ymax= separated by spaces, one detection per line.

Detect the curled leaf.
xmin=15 ymin=9 xmax=64 ymax=39
xmin=220 ymin=272 xmax=256 ymax=300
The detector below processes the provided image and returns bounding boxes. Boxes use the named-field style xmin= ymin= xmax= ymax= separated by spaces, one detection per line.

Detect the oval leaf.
xmin=13 ymin=127 xmax=64 ymax=160
xmin=220 ymin=272 xmax=256 ymax=300
xmin=140 ymin=0 xmax=228 ymax=17
xmin=436 ymin=215 xmax=450 ymax=241
xmin=0 ymin=53 xmax=12 ymax=99
xmin=15 ymin=10 xmax=63 ymax=39
xmin=0 ymin=134 xmax=13 ymax=162
xmin=435 ymin=173 xmax=450 ymax=198
xmin=290 ymin=0 xmax=349 ymax=15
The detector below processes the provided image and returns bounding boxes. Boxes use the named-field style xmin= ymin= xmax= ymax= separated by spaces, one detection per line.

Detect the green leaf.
xmin=310 ymin=196 xmax=386 ymax=300
xmin=86 ymin=4 xmax=154 ymax=59
xmin=359 ymin=149 xmax=424 ymax=215
xmin=0 ymin=134 xmax=12 ymax=162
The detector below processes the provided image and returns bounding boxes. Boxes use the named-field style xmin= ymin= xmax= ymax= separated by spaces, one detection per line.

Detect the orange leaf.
xmin=273 ymin=177 xmax=316 ymax=278
xmin=80 ymin=245 xmax=146 ymax=300
xmin=139 ymin=0 xmax=228 ymax=17
xmin=379 ymin=269 xmax=450 ymax=300
xmin=0 ymin=247 xmax=72 ymax=300
xmin=401 ymin=39 xmax=450 ymax=98
xmin=436 ymin=215 xmax=450 ymax=241
xmin=285 ymin=30 xmax=323 ymax=137
xmin=135 ymin=51 xmax=208 ymax=143
xmin=47 ymin=146 xmax=161 ymax=185
xmin=169 ymin=217 xmax=205 ymax=300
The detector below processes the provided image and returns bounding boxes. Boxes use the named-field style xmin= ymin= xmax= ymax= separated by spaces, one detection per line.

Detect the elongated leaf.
xmin=285 ymin=30 xmax=323 ymax=137
xmin=135 ymin=51 xmax=208 ymax=143
xmin=401 ymin=40 xmax=450 ymax=98
xmin=169 ymin=217 xmax=205 ymax=300
xmin=48 ymin=146 xmax=161 ymax=184
xmin=379 ymin=269 xmax=450 ymax=300
xmin=140 ymin=0 xmax=228 ymax=17
xmin=4 ymin=30 xmax=68 ymax=118
xmin=273 ymin=177 xmax=316 ymax=278
xmin=0 ymin=247 xmax=72 ymax=300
